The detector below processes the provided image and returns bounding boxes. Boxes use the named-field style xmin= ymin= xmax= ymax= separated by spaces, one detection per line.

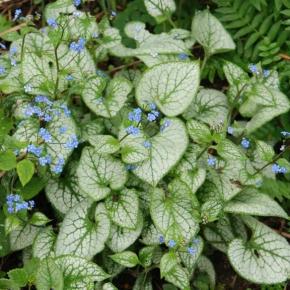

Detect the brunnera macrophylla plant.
xmin=0 ymin=0 xmax=290 ymax=289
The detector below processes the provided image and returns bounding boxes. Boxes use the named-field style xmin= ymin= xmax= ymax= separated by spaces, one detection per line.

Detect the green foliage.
xmin=0 ymin=0 xmax=290 ymax=289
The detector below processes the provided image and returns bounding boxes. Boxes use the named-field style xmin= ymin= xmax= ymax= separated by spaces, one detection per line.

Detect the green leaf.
xmin=46 ymin=168 xmax=86 ymax=214
xmin=0 ymin=150 xmax=16 ymax=171
xmin=144 ymin=0 xmax=176 ymax=23
xmin=196 ymin=256 xmax=216 ymax=290
xmin=18 ymin=176 xmax=47 ymax=200
xmin=178 ymin=236 xmax=204 ymax=274
xmin=10 ymin=223 xmax=39 ymax=251
xmin=240 ymin=85 xmax=290 ymax=133
xmin=46 ymin=101 xmax=78 ymax=172
xmin=228 ymin=216 xmax=290 ymax=284
xmin=82 ymin=76 xmax=132 ymax=118
xmin=8 ymin=269 xmax=28 ymax=288
xmin=45 ymin=0 xmax=76 ymax=19
xmin=103 ymin=282 xmax=118 ymax=290
xmin=77 ymin=147 xmax=127 ymax=201
xmin=110 ymin=251 xmax=140 ymax=267
xmin=87 ymin=135 xmax=120 ymax=154
xmin=0 ymin=212 xmax=10 ymax=257
xmin=192 ymin=10 xmax=235 ymax=56
xmin=13 ymin=119 xmax=39 ymax=143
xmin=138 ymin=246 xmax=155 ymax=267
xmin=35 ymin=258 xmax=64 ymax=290
xmin=164 ymin=265 xmax=190 ymax=290
xmin=150 ymin=179 xmax=199 ymax=243
xmin=186 ymin=120 xmax=212 ymax=144
xmin=30 ymin=212 xmax=50 ymax=226
xmin=105 ymin=188 xmax=139 ymax=229
xmin=224 ymin=188 xmax=288 ymax=218
xmin=133 ymin=273 xmax=153 ymax=290
xmin=106 ymin=212 xmax=143 ymax=252
xmin=33 ymin=226 xmax=56 ymax=259
xmin=136 ymin=62 xmax=199 ymax=117
xmin=55 ymin=201 xmax=110 ymax=259
xmin=16 ymin=159 xmax=35 ymax=186
xmin=132 ymin=118 xmax=188 ymax=186
xmin=160 ymin=252 xmax=178 ymax=278
xmin=183 ymin=88 xmax=228 ymax=126
xmin=55 ymin=255 xmax=110 ymax=289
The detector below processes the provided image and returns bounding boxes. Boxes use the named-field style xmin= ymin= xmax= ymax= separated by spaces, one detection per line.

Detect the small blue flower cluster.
xmin=160 ymin=119 xmax=171 ymax=132
xmin=39 ymin=128 xmax=52 ymax=143
xmin=272 ymin=163 xmax=287 ymax=174
xmin=13 ymin=9 xmax=22 ymax=21
xmin=126 ymin=125 xmax=140 ymax=136
xmin=73 ymin=0 xmax=81 ymax=7
xmin=128 ymin=108 xmax=142 ymax=122
xmin=0 ymin=66 xmax=6 ymax=75
xmin=241 ymin=137 xmax=250 ymax=149
xmin=248 ymin=64 xmax=270 ymax=78
xmin=178 ymin=53 xmax=189 ymax=60
xmin=52 ymin=157 xmax=65 ymax=174
xmin=281 ymin=131 xmax=290 ymax=138
xmin=159 ymin=235 xmax=165 ymax=244
xmin=207 ymin=156 xmax=216 ymax=167
xmin=227 ymin=126 xmax=234 ymax=135
xmin=47 ymin=18 xmax=58 ymax=29
xmin=65 ymin=134 xmax=79 ymax=149
xmin=147 ymin=103 xmax=159 ymax=122
xmin=168 ymin=240 xmax=176 ymax=248
xmin=6 ymin=194 xmax=34 ymax=214
xmin=143 ymin=140 xmax=152 ymax=149
xmin=27 ymin=144 xmax=42 ymax=157
xmin=69 ymin=38 xmax=86 ymax=53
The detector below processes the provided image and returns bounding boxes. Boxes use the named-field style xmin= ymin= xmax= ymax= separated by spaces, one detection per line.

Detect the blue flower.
xmin=263 ymin=69 xmax=270 ymax=77
xmin=128 ymin=108 xmax=142 ymax=122
xmin=0 ymin=66 xmax=6 ymax=75
xmin=69 ymin=37 xmax=86 ymax=53
xmin=39 ymin=155 xmax=51 ymax=166
xmin=6 ymin=194 xmax=34 ymax=213
xmin=59 ymin=126 xmax=67 ymax=134
xmin=143 ymin=140 xmax=152 ymax=148
xmin=149 ymin=103 xmax=156 ymax=110
xmin=159 ymin=235 xmax=165 ymax=244
xmin=207 ymin=157 xmax=216 ymax=167
xmin=281 ymin=131 xmax=290 ymax=137
xmin=27 ymin=144 xmax=43 ymax=157
xmin=73 ymin=0 xmax=81 ymax=7
xmin=39 ymin=128 xmax=52 ymax=143
xmin=0 ymin=42 xmax=6 ymax=50
xmin=24 ymin=84 xmax=32 ymax=93
xmin=168 ymin=240 xmax=176 ymax=248
xmin=125 ymin=164 xmax=137 ymax=171
xmin=178 ymin=53 xmax=188 ymax=60
xmin=66 ymin=74 xmax=74 ymax=81
xmin=241 ymin=137 xmax=250 ymax=149
xmin=272 ymin=163 xmax=287 ymax=174
xmin=160 ymin=119 xmax=171 ymax=132
xmin=13 ymin=9 xmax=22 ymax=21
xmin=73 ymin=11 xmax=81 ymax=17
xmin=227 ymin=126 xmax=234 ymax=135
xmin=34 ymin=95 xmax=52 ymax=105
xmin=111 ymin=11 xmax=117 ymax=17
xmin=147 ymin=111 xmax=159 ymax=122
xmin=187 ymin=247 xmax=196 ymax=255
xmin=65 ymin=134 xmax=79 ymax=149
xmin=126 ymin=125 xmax=140 ymax=136
xmin=43 ymin=114 xmax=52 ymax=122
xmin=248 ymin=64 xmax=258 ymax=74
xmin=52 ymin=157 xmax=65 ymax=174
xmin=60 ymin=104 xmax=71 ymax=117
xmin=47 ymin=18 xmax=58 ymax=29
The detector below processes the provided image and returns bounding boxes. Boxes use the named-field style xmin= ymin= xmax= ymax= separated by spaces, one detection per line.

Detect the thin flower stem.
xmin=253 ymin=145 xmax=290 ymax=176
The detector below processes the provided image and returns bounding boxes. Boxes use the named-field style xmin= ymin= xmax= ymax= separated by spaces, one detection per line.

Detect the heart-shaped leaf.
xmin=136 ymin=62 xmax=200 ymax=117
xmin=77 ymin=146 xmax=127 ymax=201
xmin=33 ymin=226 xmax=56 ymax=259
xmin=55 ymin=201 xmax=110 ymax=259
xmin=105 ymin=188 xmax=139 ymax=229
xmin=192 ymin=10 xmax=235 ymax=56
xmin=133 ymin=118 xmax=188 ymax=186
xmin=228 ymin=216 xmax=290 ymax=284
xmin=150 ymin=179 xmax=199 ymax=243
